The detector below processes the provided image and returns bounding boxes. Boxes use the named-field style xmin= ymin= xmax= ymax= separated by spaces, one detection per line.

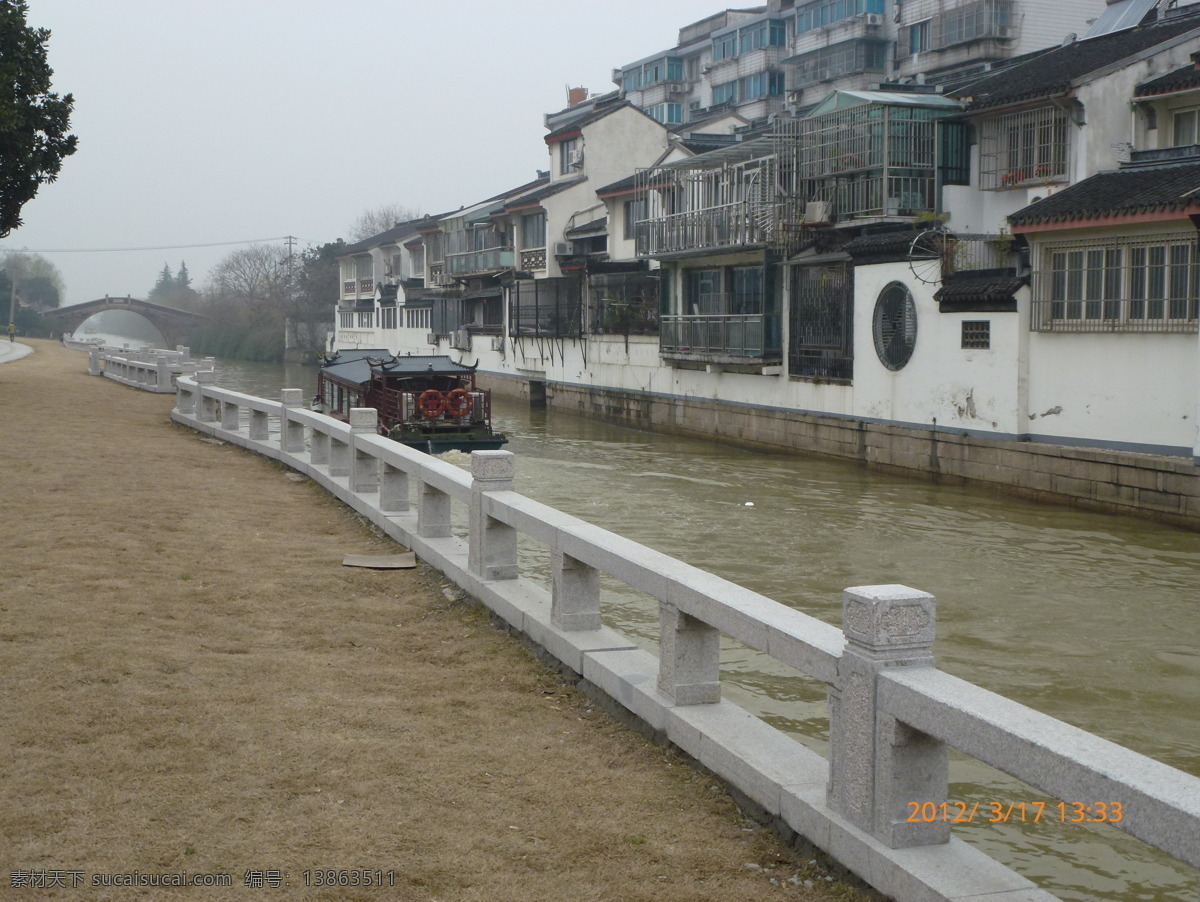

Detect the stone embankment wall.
xmin=485 ymin=375 xmax=1200 ymax=530
xmin=160 ymin=372 xmax=1199 ymax=902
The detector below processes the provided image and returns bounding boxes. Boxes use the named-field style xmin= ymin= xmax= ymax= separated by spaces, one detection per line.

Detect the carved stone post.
xmin=221 ymin=400 xmax=239 ymax=431
xmin=249 ymin=408 xmax=269 ymax=441
xmin=349 ymin=408 xmax=379 ymax=494
xmin=279 ymin=389 xmax=306 ymax=454
xmin=380 ymin=462 xmax=410 ymax=514
xmin=552 ymin=550 xmax=601 ymax=630
xmin=468 ymin=450 xmax=518 ymax=580
xmin=658 ymin=603 xmax=720 ymax=705
xmin=156 ymin=356 xmax=171 ymax=391
xmin=176 ymin=377 xmax=195 ymax=416
xmin=416 ymin=481 xmax=451 ymax=538
xmin=196 ymin=370 xmax=217 ymax=423
xmin=827 ymin=584 xmax=948 ymax=848
xmin=88 ymin=347 xmax=102 ymax=376
xmin=329 ymin=431 xmax=350 ymax=477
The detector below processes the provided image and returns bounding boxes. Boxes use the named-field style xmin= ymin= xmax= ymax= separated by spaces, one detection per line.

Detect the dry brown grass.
xmin=0 ymin=340 xmax=882 ymax=901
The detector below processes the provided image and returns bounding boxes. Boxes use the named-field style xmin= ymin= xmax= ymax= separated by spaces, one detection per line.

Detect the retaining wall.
xmin=164 ymin=372 xmax=1200 ymax=902
xmin=483 ymin=374 xmax=1200 ymax=530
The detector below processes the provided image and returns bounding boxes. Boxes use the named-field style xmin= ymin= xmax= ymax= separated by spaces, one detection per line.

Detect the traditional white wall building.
xmin=332 ymin=0 xmax=1200 ymax=522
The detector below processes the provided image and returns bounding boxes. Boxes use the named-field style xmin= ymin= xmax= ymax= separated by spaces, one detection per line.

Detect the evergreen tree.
xmin=149 ymin=263 xmax=174 ymax=301
xmin=176 ymin=261 xmax=191 ymax=291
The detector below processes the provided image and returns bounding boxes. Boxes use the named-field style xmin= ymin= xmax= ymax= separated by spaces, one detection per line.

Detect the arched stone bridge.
xmin=44 ymin=296 xmax=206 ymax=348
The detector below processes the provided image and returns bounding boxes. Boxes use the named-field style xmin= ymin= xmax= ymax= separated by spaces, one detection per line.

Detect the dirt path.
xmin=0 ymin=340 xmax=880 ymax=901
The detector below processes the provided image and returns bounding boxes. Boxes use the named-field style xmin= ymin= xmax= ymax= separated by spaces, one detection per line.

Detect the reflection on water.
xmin=212 ymin=355 xmax=1200 ymax=902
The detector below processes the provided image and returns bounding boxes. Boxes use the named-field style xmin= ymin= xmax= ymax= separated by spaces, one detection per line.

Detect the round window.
xmin=873 ymin=281 xmax=917 ymax=371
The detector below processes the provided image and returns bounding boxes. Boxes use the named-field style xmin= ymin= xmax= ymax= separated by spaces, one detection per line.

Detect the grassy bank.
xmin=0 ymin=340 xmax=880 ymax=901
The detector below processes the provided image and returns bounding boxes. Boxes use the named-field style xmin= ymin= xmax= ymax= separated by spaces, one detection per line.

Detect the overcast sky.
xmin=3 ymin=0 xmax=720 ymax=306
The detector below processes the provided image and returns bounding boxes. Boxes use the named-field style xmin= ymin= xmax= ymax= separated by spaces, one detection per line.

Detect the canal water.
xmin=208 ymin=355 xmax=1199 ymax=902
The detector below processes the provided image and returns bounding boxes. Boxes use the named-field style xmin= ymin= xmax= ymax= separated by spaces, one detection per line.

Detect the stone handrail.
xmin=169 ymin=377 xmax=1200 ymax=902
xmin=84 ymin=344 xmax=207 ymax=394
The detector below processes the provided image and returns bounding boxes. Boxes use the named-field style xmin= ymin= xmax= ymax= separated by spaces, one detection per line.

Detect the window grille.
xmin=1031 ymin=234 xmax=1200 ymax=333
xmin=509 ymin=277 xmax=582 ymax=338
xmin=379 ymin=307 xmax=398 ymax=330
xmin=790 ymin=262 xmax=853 ymax=380
xmin=961 ymin=320 xmax=990 ymax=348
xmin=978 ymin=106 xmax=1069 ymax=190
xmin=933 ymin=0 xmax=1013 ymax=50
xmin=404 ymin=307 xmax=431 ymax=330
xmin=356 ymin=311 xmax=374 ymax=329
xmin=588 ymin=271 xmax=659 ymax=335
xmin=873 ymin=282 xmax=917 ymax=370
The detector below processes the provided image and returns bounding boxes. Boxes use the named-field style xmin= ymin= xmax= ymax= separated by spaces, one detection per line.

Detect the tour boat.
xmin=316 ymin=349 xmax=507 ymax=454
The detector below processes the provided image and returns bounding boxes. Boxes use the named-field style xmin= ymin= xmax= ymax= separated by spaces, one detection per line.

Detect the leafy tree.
xmin=0 ymin=0 xmax=77 ymax=238
xmin=2 ymin=249 xmax=63 ymax=309
xmin=285 ymin=243 xmax=339 ymax=357
xmin=348 ymin=203 xmax=421 ymax=242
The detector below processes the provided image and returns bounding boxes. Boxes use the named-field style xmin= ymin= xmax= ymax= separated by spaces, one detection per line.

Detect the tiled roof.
xmin=544 ymin=99 xmax=635 ymax=143
xmin=953 ymin=11 xmax=1200 ymax=112
xmin=336 ymin=217 xmax=427 ymax=256
xmin=844 ymin=227 xmax=925 ymax=263
xmin=934 ymin=274 xmax=1025 ymax=311
xmin=502 ymin=177 xmax=585 ymax=212
xmin=1136 ymin=60 xmax=1200 ymax=96
xmin=596 ymin=173 xmax=638 ymax=196
xmin=1008 ymin=161 xmax=1200 ymax=227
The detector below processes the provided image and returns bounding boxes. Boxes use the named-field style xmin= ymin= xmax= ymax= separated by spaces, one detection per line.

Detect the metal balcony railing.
xmin=637 ymin=202 xmax=770 ymax=257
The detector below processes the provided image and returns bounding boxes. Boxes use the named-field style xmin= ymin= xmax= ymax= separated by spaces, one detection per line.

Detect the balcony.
xmin=638 ymin=204 xmax=772 ymax=257
xmin=446 ymin=247 xmax=515 ymax=277
xmin=660 ymin=313 xmax=783 ymax=361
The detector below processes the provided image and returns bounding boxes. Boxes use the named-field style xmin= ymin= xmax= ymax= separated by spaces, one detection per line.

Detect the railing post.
xmin=329 ymin=429 xmax=351 ymax=477
xmin=176 ymin=378 xmax=195 ymax=416
xmin=88 ymin=347 xmax=102 ymax=376
xmin=196 ymin=370 xmax=218 ymax=423
xmin=310 ymin=426 xmax=330 ymax=467
xmin=279 ymin=389 xmax=306 ymax=454
xmin=552 ymin=550 xmax=601 ymax=630
xmin=221 ymin=399 xmax=239 ymax=431
xmin=349 ymin=408 xmax=380 ymax=494
xmin=827 ymin=584 xmax=948 ymax=849
xmin=468 ymin=450 xmax=518 ymax=580
xmin=416 ymin=480 xmax=451 ymax=538
xmin=156 ymin=356 xmax=171 ymax=390
xmin=380 ymin=460 xmax=410 ymax=514
xmin=249 ymin=408 xmax=269 ymax=441
xmin=657 ymin=603 xmax=720 ymax=705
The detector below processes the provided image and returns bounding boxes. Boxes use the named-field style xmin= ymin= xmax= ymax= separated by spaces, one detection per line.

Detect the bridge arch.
xmin=44 ymin=296 xmax=206 ymax=348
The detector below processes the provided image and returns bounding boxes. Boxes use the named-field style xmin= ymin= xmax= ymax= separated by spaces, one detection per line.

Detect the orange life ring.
xmin=417 ymin=389 xmax=445 ymax=419
xmin=445 ymin=388 xmax=473 ymax=418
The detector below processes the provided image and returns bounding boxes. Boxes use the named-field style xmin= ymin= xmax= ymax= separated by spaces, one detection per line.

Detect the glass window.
xmin=622 ymin=68 xmax=642 ymax=92
xmin=712 ymin=31 xmax=738 ymax=60
xmin=559 ymin=138 xmax=579 ymax=174
xmin=712 ymin=80 xmax=738 ymax=105
xmin=521 ymin=211 xmax=545 ymax=249
xmin=1173 ymin=109 xmax=1198 ymax=146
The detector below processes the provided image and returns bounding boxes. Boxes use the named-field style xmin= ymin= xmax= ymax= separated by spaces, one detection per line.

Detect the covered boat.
xmin=316 ymin=349 xmax=507 ymax=454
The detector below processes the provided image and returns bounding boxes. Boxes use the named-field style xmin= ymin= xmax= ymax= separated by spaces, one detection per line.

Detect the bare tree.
xmin=347 ymin=204 xmax=421 ymax=242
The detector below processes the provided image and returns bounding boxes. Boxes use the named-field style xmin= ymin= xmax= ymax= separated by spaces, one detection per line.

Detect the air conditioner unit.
xmin=451 ymin=329 xmax=472 ymax=351
xmin=995 ymin=25 xmax=1014 ymax=38
xmin=862 ymin=12 xmax=882 ymax=25
xmin=554 ymin=241 xmax=572 ymax=256
xmin=667 ymin=84 xmax=684 ymax=95
xmin=490 ymin=336 xmax=505 ymax=352
xmin=568 ymin=149 xmax=584 ymax=168
xmin=426 ymin=333 xmax=439 ymax=345
xmin=802 ymin=201 xmax=832 ymax=224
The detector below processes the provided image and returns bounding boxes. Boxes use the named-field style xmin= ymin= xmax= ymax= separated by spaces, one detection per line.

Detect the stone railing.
xmin=168 ymin=376 xmax=1200 ymax=902
xmin=85 ymin=345 xmax=209 ymax=394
